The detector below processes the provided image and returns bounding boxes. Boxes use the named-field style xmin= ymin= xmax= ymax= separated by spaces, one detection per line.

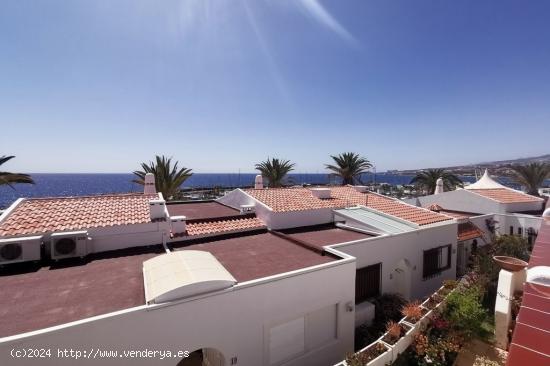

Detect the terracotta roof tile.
xmin=0 ymin=194 xmax=157 ymax=237
xmin=186 ymin=217 xmax=265 ymax=236
xmin=245 ymin=186 xmax=452 ymax=226
xmin=457 ymin=222 xmax=484 ymax=241
xmin=468 ymin=188 xmax=542 ymax=204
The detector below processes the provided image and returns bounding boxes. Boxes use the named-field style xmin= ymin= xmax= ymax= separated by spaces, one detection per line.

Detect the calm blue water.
xmin=0 ymin=173 xmax=523 ymax=209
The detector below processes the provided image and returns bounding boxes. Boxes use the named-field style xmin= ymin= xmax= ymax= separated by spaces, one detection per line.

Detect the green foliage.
xmin=510 ymin=162 xmax=550 ymax=196
xmin=255 ymin=158 xmax=295 ymax=188
xmin=325 ymin=152 xmax=372 ymax=185
xmin=133 ymin=155 xmax=192 ymax=200
xmin=493 ymin=235 xmax=530 ymax=261
xmin=409 ymin=169 xmax=463 ymax=195
xmin=0 ymin=155 xmax=34 ymax=189
xmin=444 ymin=286 xmax=486 ymax=337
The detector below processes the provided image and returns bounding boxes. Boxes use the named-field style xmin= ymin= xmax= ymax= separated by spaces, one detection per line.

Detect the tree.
xmin=133 ymin=155 xmax=192 ymax=200
xmin=325 ymin=152 xmax=372 ymax=185
xmin=409 ymin=169 xmax=463 ymax=195
xmin=510 ymin=162 xmax=550 ymax=196
xmin=0 ymin=155 xmax=34 ymax=189
xmin=255 ymin=158 xmax=295 ymax=188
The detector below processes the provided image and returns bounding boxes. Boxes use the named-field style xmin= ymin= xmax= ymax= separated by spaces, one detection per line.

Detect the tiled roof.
xmin=507 ymin=207 xmax=550 ymax=366
xmin=0 ymin=194 xmax=158 ymax=237
xmin=468 ymin=188 xmax=543 ymax=204
xmin=245 ymin=186 xmax=452 ymax=226
xmin=186 ymin=217 xmax=265 ymax=236
xmin=457 ymin=222 xmax=484 ymax=241
xmin=427 ymin=204 xmax=481 ymax=219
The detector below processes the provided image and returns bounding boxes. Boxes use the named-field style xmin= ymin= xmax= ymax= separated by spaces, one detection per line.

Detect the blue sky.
xmin=1 ymin=0 xmax=549 ymax=173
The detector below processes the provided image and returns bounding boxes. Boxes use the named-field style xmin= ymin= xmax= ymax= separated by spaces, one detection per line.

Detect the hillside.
xmin=390 ymin=154 xmax=550 ymax=176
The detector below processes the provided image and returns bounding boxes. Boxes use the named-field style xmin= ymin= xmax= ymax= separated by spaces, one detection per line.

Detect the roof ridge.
xmin=22 ymin=193 xmax=154 ymax=201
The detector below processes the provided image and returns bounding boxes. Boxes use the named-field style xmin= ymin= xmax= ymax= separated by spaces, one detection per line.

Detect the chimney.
xmin=310 ymin=187 xmax=331 ymax=199
xmin=254 ymin=175 xmax=263 ymax=189
xmin=170 ymin=216 xmax=187 ymax=235
xmin=144 ymin=173 xmax=156 ymax=194
xmin=434 ymin=178 xmax=444 ymax=195
xmin=149 ymin=198 xmax=167 ymax=221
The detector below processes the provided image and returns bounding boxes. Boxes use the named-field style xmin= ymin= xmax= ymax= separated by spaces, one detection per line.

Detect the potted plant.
xmin=344 ymin=342 xmax=392 ymax=366
xmin=401 ymin=301 xmax=428 ymax=330
xmin=421 ymin=293 xmax=444 ymax=310
xmin=381 ymin=321 xmax=414 ymax=361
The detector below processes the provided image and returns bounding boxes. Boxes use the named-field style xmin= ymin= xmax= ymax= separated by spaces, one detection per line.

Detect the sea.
xmin=0 ymin=173 xmax=527 ymax=209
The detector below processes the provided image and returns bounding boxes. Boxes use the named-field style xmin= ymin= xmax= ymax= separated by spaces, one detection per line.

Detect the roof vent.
xmin=354 ymin=185 xmax=367 ymax=193
xmin=149 ymin=198 xmax=167 ymax=221
xmin=144 ymin=173 xmax=156 ymax=194
xmin=143 ymin=251 xmax=237 ymax=304
xmin=240 ymin=204 xmax=255 ymax=214
xmin=170 ymin=216 xmax=187 ymax=235
xmin=254 ymin=175 xmax=263 ymax=189
xmin=310 ymin=187 xmax=331 ymax=199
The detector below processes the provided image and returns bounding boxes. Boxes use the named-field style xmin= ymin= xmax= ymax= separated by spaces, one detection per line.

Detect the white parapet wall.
xmin=494 ymin=268 xmax=526 ymax=350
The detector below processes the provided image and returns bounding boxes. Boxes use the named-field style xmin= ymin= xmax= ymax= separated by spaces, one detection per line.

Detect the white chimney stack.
xmin=170 ymin=216 xmax=187 ymax=235
xmin=434 ymin=178 xmax=444 ymax=195
xmin=149 ymin=198 xmax=167 ymax=221
xmin=254 ymin=175 xmax=264 ymax=189
xmin=144 ymin=173 xmax=156 ymax=194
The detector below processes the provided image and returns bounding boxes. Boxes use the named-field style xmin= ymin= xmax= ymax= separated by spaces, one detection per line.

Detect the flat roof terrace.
xmin=0 ymin=225 xmax=361 ymax=339
xmin=167 ymin=201 xmax=240 ymax=221
xmin=0 ymin=246 xmax=164 ymax=338
xmin=279 ymin=224 xmax=374 ymax=249
xmin=172 ymin=231 xmax=339 ymax=282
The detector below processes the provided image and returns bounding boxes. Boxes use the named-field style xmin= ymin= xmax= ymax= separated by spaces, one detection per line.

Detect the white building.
xmin=406 ymin=170 xmax=546 ymax=273
xmin=0 ymin=182 xmax=461 ymax=366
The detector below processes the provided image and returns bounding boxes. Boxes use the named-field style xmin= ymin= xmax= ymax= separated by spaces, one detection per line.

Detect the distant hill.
xmin=389 ymin=154 xmax=550 ymax=176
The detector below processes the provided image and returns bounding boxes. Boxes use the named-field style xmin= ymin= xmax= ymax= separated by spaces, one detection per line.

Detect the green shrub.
xmin=493 ymin=235 xmax=530 ymax=261
xmin=444 ymin=286 xmax=486 ymax=337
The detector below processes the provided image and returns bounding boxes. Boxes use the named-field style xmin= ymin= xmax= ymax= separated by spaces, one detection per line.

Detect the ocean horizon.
xmin=0 ymin=172 xmax=526 ymax=209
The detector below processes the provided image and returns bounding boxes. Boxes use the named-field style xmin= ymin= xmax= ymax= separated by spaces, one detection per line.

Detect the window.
xmin=355 ymin=263 xmax=381 ymax=303
xmin=509 ymin=226 xmax=514 ymax=235
xmin=471 ymin=239 xmax=478 ymax=255
xmin=423 ymin=244 xmax=452 ymax=279
xmin=518 ymin=227 xmax=523 ymax=236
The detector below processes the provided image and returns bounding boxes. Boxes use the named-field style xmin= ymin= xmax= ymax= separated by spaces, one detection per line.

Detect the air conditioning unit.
xmin=50 ymin=231 xmax=90 ymax=260
xmin=0 ymin=236 xmax=42 ymax=265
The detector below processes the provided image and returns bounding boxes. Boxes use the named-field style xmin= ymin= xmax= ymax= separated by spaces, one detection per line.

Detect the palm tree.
xmin=510 ymin=162 xmax=550 ymax=196
xmin=409 ymin=168 xmax=463 ymax=195
xmin=325 ymin=152 xmax=372 ymax=185
xmin=133 ymin=155 xmax=192 ymax=200
xmin=255 ymin=158 xmax=295 ymax=188
xmin=0 ymin=155 xmax=34 ymax=188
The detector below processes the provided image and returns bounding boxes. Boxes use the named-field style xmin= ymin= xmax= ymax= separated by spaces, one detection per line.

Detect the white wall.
xmin=0 ymin=260 xmax=356 ymax=366
xmin=493 ymin=213 xmax=542 ymax=237
xmin=328 ymin=222 xmax=458 ymax=301
xmin=406 ymin=190 xmax=544 ymax=215
xmin=405 ymin=190 xmax=503 ymax=214
xmin=218 ymin=189 xmax=336 ymax=230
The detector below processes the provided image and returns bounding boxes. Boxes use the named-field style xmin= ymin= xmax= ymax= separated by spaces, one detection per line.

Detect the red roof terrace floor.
xmin=507 ymin=202 xmax=550 ymax=366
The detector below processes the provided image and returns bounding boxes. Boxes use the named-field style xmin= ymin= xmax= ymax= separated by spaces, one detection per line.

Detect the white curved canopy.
xmin=143 ymin=250 xmax=236 ymax=304
xmin=464 ymin=169 xmax=507 ymax=190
